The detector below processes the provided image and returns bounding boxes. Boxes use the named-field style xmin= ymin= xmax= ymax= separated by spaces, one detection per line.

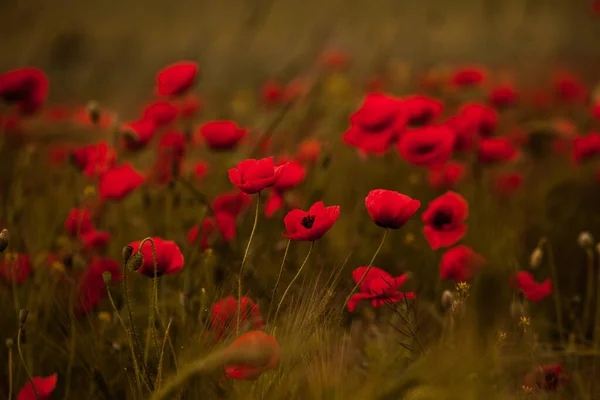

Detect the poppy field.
xmin=2 ymin=43 xmax=600 ymax=400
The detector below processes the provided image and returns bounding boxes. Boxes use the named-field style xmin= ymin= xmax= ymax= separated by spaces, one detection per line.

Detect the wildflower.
xmin=77 ymin=258 xmax=122 ymax=313
xmin=224 ymin=330 xmax=280 ymax=380
xmin=488 ymin=84 xmax=519 ymax=108
xmin=178 ymin=94 xmax=203 ymax=118
xmin=524 ymin=364 xmax=569 ymax=391
xmin=261 ymin=80 xmax=284 ymax=108
xmin=427 ymin=162 xmax=466 ymax=190
xmin=127 ymin=237 xmax=184 ymax=278
xmin=210 ymin=296 xmax=264 ymax=340
xmin=577 ymin=231 xmax=594 ymax=248
xmin=121 ymin=119 xmax=157 ymax=151
xmin=512 ymin=271 xmax=552 ymax=302
xmin=296 ymin=138 xmax=321 ymax=165
xmin=188 ymin=218 xmax=216 ymax=250
xmin=199 ymin=120 xmax=247 ymax=151
xmin=282 ymin=201 xmax=340 ymax=242
xmin=155 ymin=61 xmax=199 ymax=97
xmin=397 ymin=125 xmax=455 ymax=167
xmin=450 ymin=65 xmax=487 ymax=87
xmin=592 ymin=102 xmax=600 ymax=122
xmin=402 ymin=95 xmax=444 ymax=127
xmin=16 ymin=373 xmax=57 ymax=400
xmin=422 ymin=191 xmax=469 ymax=250
xmin=459 ymin=103 xmax=498 ymax=137
xmin=365 ymin=189 xmax=420 ymax=229
xmin=80 ymin=230 xmax=111 ymax=252
xmin=272 ymin=160 xmax=306 ymax=192
xmin=142 ymin=100 xmax=179 ymax=127
xmin=553 ymin=71 xmax=587 ymax=103
xmin=64 ymin=208 xmax=94 ymax=237
xmin=0 ymin=253 xmax=31 ymax=284
xmin=478 ymin=138 xmax=519 ymax=164
xmin=228 ymin=157 xmax=285 ymax=194
xmin=347 ymin=266 xmax=414 ymax=312
xmin=99 ymin=163 xmax=145 ymax=200
xmin=440 ymin=245 xmax=485 ymax=282
xmin=192 ymin=161 xmax=208 ymax=180
xmin=444 ymin=114 xmax=477 ymax=152
xmin=0 ymin=67 xmax=48 ymax=114
xmin=492 ymin=172 xmax=523 ymax=197
xmin=455 ymin=281 xmax=471 ymax=299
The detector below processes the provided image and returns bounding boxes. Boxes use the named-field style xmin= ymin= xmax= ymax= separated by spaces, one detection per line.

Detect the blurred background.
xmin=1 ymin=0 xmax=599 ymax=112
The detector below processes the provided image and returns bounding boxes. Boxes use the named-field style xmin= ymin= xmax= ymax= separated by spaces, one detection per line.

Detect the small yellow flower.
xmin=83 ymin=185 xmax=96 ymax=197
xmin=455 ymin=282 xmax=470 ymax=299
xmin=496 ymin=330 xmax=507 ymax=344
xmin=519 ymin=316 xmax=531 ymax=331
xmin=98 ymin=312 xmax=112 ymax=323
xmin=51 ymin=261 xmax=66 ymax=274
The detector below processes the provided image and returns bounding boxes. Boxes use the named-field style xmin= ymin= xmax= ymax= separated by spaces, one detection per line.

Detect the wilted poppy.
xmin=99 ymin=163 xmax=145 ymax=200
xmin=228 ymin=157 xmax=284 ymax=194
xmin=512 ymin=271 xmax=552 ymax=302
xmin=422 ymin=191 xmax=469 ymax=250
xmin=427 ymin=162 xmax=466 ymax=190
xmin=16 ymin=373 xmax=57 ymax=400
xmin=282 ymin=201 xmax=340 ymax=242
xmin=397 ymin=125 xmax=455 ymax=167
xmin=440 ymin=245 xmax=485 ymax=282
xmin=224 ymin=330 xmax=280 ymax=380
xmin=365 ymin=189 xmax=420 ymax=229
xmin=127 ymin=237 xmax=184 ymax=277
xmin=199 ymin=120 xmax=247 ymax=151
xmin=156 ymin=61 xmax=198 ymax=97
xmin=347 ymin=266 xmax=415 ymax=312
xmin=210 ymin=296 xmax=264 ymax=340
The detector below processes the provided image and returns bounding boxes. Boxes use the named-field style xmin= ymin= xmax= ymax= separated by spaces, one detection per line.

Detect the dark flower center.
xmin=301 ymin=215 xmax=316 ymax=229
xmin=543 ymin=372 xmax=559 ymax=390
xmin=414 ymin=143 xmax=436 ymax=155
xmin=432 ymin=211 xmax=453 ymax=229
xmin=408 ymin=111 xmax=433 ymax=127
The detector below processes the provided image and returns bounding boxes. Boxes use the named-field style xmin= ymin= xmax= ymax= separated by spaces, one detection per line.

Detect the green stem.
xmin=543 ymin=238 xmax=565 ymax=346
xmin=236 ymin=193 xmax=261 ymax=335
xmin=17 ymin=327 xmax=39 ymax=400
xmin=266 ymin=239 xmax=291 ymax=326
xmin=139 ymin=238 xmax=160 ymax=362
xmin=341 ymin=229 xmax=388 ymax=313
xmin=7 ymin=340 xmax=13 ymax=400
xmin=583 ymin=247 xmax=595 ymax=335
xmin=273 ymin=242 xmax=314 ymax=325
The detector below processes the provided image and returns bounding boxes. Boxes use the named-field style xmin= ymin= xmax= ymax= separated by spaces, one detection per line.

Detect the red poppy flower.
xmin=48 ymin=146 xmax=71 ymax=167
xmin=553 ymin=71 xmax=587 ymax=103
xmin=403 ymin=95 xmax=444 ymax=126
xmin=127 ymin=237 xmax=184 ymax=278
xmin=228 ymin=157 xmax=285 ymax=194
xmin=572 ymin=132 xmax=600 ymax=163
xmin=81 ymin=230 xmax=111 ymax=252
xmin=199 ymin=120 xmax=248 ymax=151
xmin=459 ymin=103 xmax=498 ymax=137
xmin=0 ymin=253 xmax=31 ymax=284
xmin=77 ymin=258 xmax=122 ymax=313
xmin=478 ymin=138 xmax=518 ymax=164
xmin=16 ymin=373 xmax=57 ymax=400
xmin=592 ymin=103 xmax=600 ymax=122
xmin=297 ymin=138 xmax=321 ymax=165
xmin=444 ymin=115 xmax=476 ymax=152
xmin=213 ymin=190 xmax=251 ymax=216
xmin=427 ymin=161 xmax=466 ymax=190
xmin=122 ymin=119 xmax=157 ymax=151
xmin=0 ymin=67 xmax=48 ymax=114
xmin=155 ymin=61 xmax=198 ymax=97
xmin=488 ymin=84 xmax=519 ymax=108
xmin=158 ymin=130 xmax=186 ymax=161
xmin=347 ymin=267 xmax=415 ymax=312
xmin=365 ymin=189 xmax=420 ymax=229
xmin=65 ymin=208 xmax=94 ymax=237
xmin=450 ymin=66 xmax=487 ymax=87
xmin=282 ymin=201 xmax=340 ymax=241
xmin=79 ymin=142 xmax=117 ymax=179
xmin=192 ymin=161 xmax=208 ymax=180
xmin=261 ymin=80 xmax=284 ymax=108
xmin=422 ymin=191 xmax=468 ymax=250
xmin=397 ymin=125 xmax=455 ymax=167
xmin=142 ymin=100 xmax=179 ymax=127
xmin=440 ymin=245 xmax=485 ymax=282
xmin=273 ymin=160 xmax=306 ymax=191
xmin=178 ymin=95 xmax=203 ymax=118
xmin=210 ymin=296 xmax=264 ymax=340
xmin=224 ymin=331 xmax=280 ymax=380
xmin=99 ymin=163 xmax=145 ymax=200
xmin=512 ymin=271 xmax=552 ymax=302
xmin=343 ymin=93 xmax=406 ymax=155
xmin=188 ymin=218 xmax=216 ymax=250
xmin=492 ymin=172 xmax=523 ymax=197
xmin=265 ymin=190 xmax=284 ymax=218
xmin=524 ymin=364 xmax=569 ymax=391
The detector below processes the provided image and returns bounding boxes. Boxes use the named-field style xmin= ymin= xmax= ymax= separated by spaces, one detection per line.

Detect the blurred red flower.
xmin=0 ymin=253 xmax=31 ymax=284
xmin=188 ymin=218 xmax=216 ymax=250
xmin=320 ymin=50 xmax=349 ymax=71
xmin=450 ymin=66 xmax=487 ymax=87
xmin=478 ymin=138 xmax=518 ymax=163
xmin=192 ymin=161 xmax=208 ymax=180
xmin=265 ymin=191 xmax=285 ymax=218
xmin=224 ymin=330 xmax=279 ymax=380
xmin=440 ymin=245 xmax=485 ymax=282
xmin=210 ymin=296 xmax=264 ymax=340
xmin=397 ymin=125 xmax=455 ymax=167
xmin=347 ymin=266 xmax=415 ymax=312
xmin=228 ymin=157 xmax=284 ymax=194
xmin=282 ymin=201 xmax=340 ymax=241
xmin=492 ymin=172 xmax=523 ymax=197
xmin=77 ymin=257 xmax=122 ymax=313
xmin=65 ymin=208 xmax=94 ymax=237
xmin=199 ymin=120 xmax=247 ymax=151
xmin=122 ymin=119 xmax=158 ymax=151
xmin=403 ymin=95 xmax=444 ymax=127
xmin=142 ymin=100 xmax=179 ymax=127
xmin=296 ymin=138 xmax=321 ymax=165
xmin=592 ymin=102 xmax=600 ymax=122
xmin=512 ymin=271 xmax=552 ymax=302
xmin=572 ymin=132 xmax=600 ymax=163
xmin=81 ymin=230 xmax=111 ymax=252
xmin=488 ymin=84 xmax=519 ymax=108
xmin=427 ymin=161 xmax=466 ymax=190
xmin=365 ymin=189 xmax=420 ymax=229
xmin=0 ymin=67 xmax=48 ymax=114
xmin=127 ymin=237 xmax=184 ymax=278
xmin=444 ymin=115 xmax=477 ymax=152
xmin=272 ymin=160 xmax=306 ymax=191
xmin=422 ymin=191 xmax=468 ymax=250
xmin=99 ymin=163 xmax=145 ymax=200
xmin=553 ymin=71 xmax=588 ymax=103
xmin=178 ymin=94 xmax=203 ymax=118
xmin=155 ymin=61 xmax=198 ymax=97
xmin=261 ymin=80 xmax=284 ymax=108
xmin=17 ymin=373 xmax=57 ymax=400
xmin=459 ymin=103 xmax=498 ymax=137
xmin=524 ymin=364 xmax=569 ymax=391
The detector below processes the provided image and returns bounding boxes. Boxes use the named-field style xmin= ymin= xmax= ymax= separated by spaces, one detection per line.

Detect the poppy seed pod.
xmin=577 ymin=231 xmax=594 ymax=248
xmin=126 ymin=251 xmax=143 ymax=271
xmin=122 ymin=245 xmax=133 ymax=264
xmin=0 ymin=228 xmax=9 ymax=253
xmin=102 ymin=271 xmax=112 ymax=285
xmin=441 ymin=290 xmax=454 ymax=310
xmin=18 ymin=309 xmax=29 ymax=326
xmin=86 ymin=101 xmax=100 ymax=124
xmin=529 ymin=247 xmax=543 ymax=269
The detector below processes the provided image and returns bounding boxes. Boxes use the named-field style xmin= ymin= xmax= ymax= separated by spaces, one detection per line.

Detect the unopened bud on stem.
xmin=18 ymin=309 xmax=29 ymax=326
xmin=126 ymin=252 xmax=143 ymax=271
xmin=0 ymin=228 xmax=9 ymax=253
xmin=578 ymin=231 xmax=594 ymax=248
xmin=529 ymin=247 xmax=543 ymax=269
xmin=441 ymin=290 xmax=454 ymax=310
xmin=102 ymin=272 xmax=112 ymax=285
xmin=122 ymin=245 xmax=133 ymax=264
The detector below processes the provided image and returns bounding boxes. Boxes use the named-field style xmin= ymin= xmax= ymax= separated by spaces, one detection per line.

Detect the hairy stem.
xmin=17 ymin=326 xmax=39 ymax=400
xmin=266 ymin=239 xmax=291 ymax=326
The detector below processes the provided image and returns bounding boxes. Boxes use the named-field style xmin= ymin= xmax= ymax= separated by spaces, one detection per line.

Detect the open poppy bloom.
xmin=524 ymin=364 xmax=569 ymax=391
xmin=488 ymin=84 xmax=519 ymax=108
xmin=0 ymin=67 xmax=48 ymax=114
xmin=347 ymin=266 xmax=415 ymax=312
xmin=228 ymin=157 xmax=285 ymax=194
xmin=450 ymin=66 xmax=487 ymax=87
xmin=199 ymin=120 xmax=248 ymax=151
xmin=402 ymin=95 xmax=444 ymax=126
xmin=397 ymin=125 xmax=455 ymax=167
xmin=155 ymin=61 xmax=198 ymax=97
xmin=282 ymin=201 xmax=340 ymax=241
xmin=459 ymin=103 xmax=498 ymax=137
xmin=427 ymin=162 xmax=466 ymax=190
xmin=64 ymin=208 xmax=94 ymax=237
xmin=440 ymin=245 xmax=485 ymax=282
xmin=0 ymin=253 xmax=32 ymax=284
xmin=365 ymin=189 xmax=420 ymax=229
xmin=126 ymin=237 xmax=184 ymax=277
xmin=422 ymin=191 xmax=469 ymax=250
xmin=99 ymin=163 xmax=145 ymax=200
xmin=272 ymin=160 xmax=306 ymax=192
xmin=572 ymin=132 xmax=600 ymax=163
xmin=224 ymin=330 xmax=280 ymax=380
xmin=512 ymin=271 xmax=552 ymax=302
xmin=210 ymin=296 xmax=264 ymax=340
xmin=142 ymin=100 xmax=179 ymax=127
xmin=17 ymin=373 xmax=57 ymax=400
xmin=478 ymin=138 xmax=518 ymax=164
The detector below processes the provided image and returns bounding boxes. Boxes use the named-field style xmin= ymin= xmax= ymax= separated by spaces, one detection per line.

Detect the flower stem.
xmin=583 ymin=247 xmax=595 ymax=335
xmin=542 ymin=238 xmax=564 ymax=346
xmin=17 ymin=326 xmax=39 ymax=400
xmin=341 ymin=229 xmax=388 ymax=313
xmin=237 ymin=192 xmax=261 ymax=335
xmin=7 ymin=339 xmax=13 ymax=400
xmin=155 ymin=318 xmax=173 ymax=391
xmin=266 ymin=239 xmax=291 ymax=326
xmin=274 ymin=242 xmax=314 ymax=325
xmin=139 ymin=238 xmax=160 ymax=362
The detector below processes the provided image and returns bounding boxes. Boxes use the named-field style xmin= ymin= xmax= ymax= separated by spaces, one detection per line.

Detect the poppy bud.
xmin=529 ymin=247 xmax=543 ymax=269
xmin=122 ymin=245 xmax=133 ymax=263
xmin=126 ymin=251 xmax=143 ymax=271
xmin=0 ymin=228 xmax=9 ymax=253
xmin=18 ymin=309 xmax=29 ymax=326
xmin=578 ymin=231 xmax=594 ymax=248
xmin=102 ymin=271 xmax=112 ymax=285
xmin=5 ymin=338 xmax=13 ymax=348
xmin=86 ymin=101 xmax=100 ymax=124
xmin=441 ymin=290 xmax=454 ymax=309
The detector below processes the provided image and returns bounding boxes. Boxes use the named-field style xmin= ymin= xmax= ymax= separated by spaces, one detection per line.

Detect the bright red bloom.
xmin=155 ymin=61 xmax=198 ymax=97
xmin=159 ymin=130 xmax=186 ymax=161
xmin=450 ymin=66 xmax=487 ymax=87
xmin=282 ymin=201 xmax=340 ymax=241
xmin=524 ymin=364 xmax=569 ymax=391
xmin=343 ymin=93 xmax=406 ymax=155
xmin=188 ymin=218 xmax=216 ymax=249
xmin=440 ymin=245 xmax=485 ymax=282
xmin=572 ymin=132 xmax=600 ymax=163
xmin=592 ymin=102 xmax=600 ymax=122
xmin=77 ymin=258 xmax=122 ymax=313
xmin=199 ymin=120 xmax=248 ymax=151
xmin=273 ymin=160 xmax=305 ymax=191
xmin=347 ymin=267 xmax=415 ymax=312
xmin=210 ymin=296 xmax=264 ymax=340
xmin=142 ymin=100 xmax=179 ymax=127
xmin=492 ymin=172 xmax=523 ymax=197
xmin=0 ymin=254 xmax=31 ymax=284
xmin=122 ymin=119 xmax=157 ymax=151
xmin=213 ymin=191 xmax=252 ymax=216
xmin=224 ymin=331 xmax=280 ymax=380
xmin=403 ymin=95 xmax=444 ymax=126
xmin=512 ymin=271 xmax=552 ymax=302
xmin=397 ymin=125 xmax=455 ymax=167
xmin=72 ymin=142 xmax=117 ymax=178
xmin=265 ymin=190 xmax=284 ymax=218
xmin=444 ymin=115 xmax=476 ymax=152
xmin=192 ymin=161 xmax=208 ymax=180
xmin=228 ymin=157 xmax=284 ymax=194
xmin=81 ymin=230 xmax=111 ymax=252
xmin=297 ymin=138 xmax=321 ymax=165
xmin=65 ymin=208 xmax=94 ymax=237
xmin=99 ymin=163 xmax=145 ymax=200
xmin=427 ymin=162 xmax=466 ymax=190
xmin=553 ymin=71 xmax=587 ymax=103
xmin=0 ymin=67 xmax=48 ymax=114
xmin=459 ymin=103 xmax=498 ymax=137
xmin=17 ymin=373 xmax=57 ymax=400
xmin=365 ymin=189 xmax=420 ymax=229
xmin=478 ymin=138 xmax=518 ymax=164
xmin=127 ymin=237 xmax=184 ymax=278
xmin=488 ymin=84 xmax=519 ymax=108
xmin=422 ymin=191 xmax=468 ymax=250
